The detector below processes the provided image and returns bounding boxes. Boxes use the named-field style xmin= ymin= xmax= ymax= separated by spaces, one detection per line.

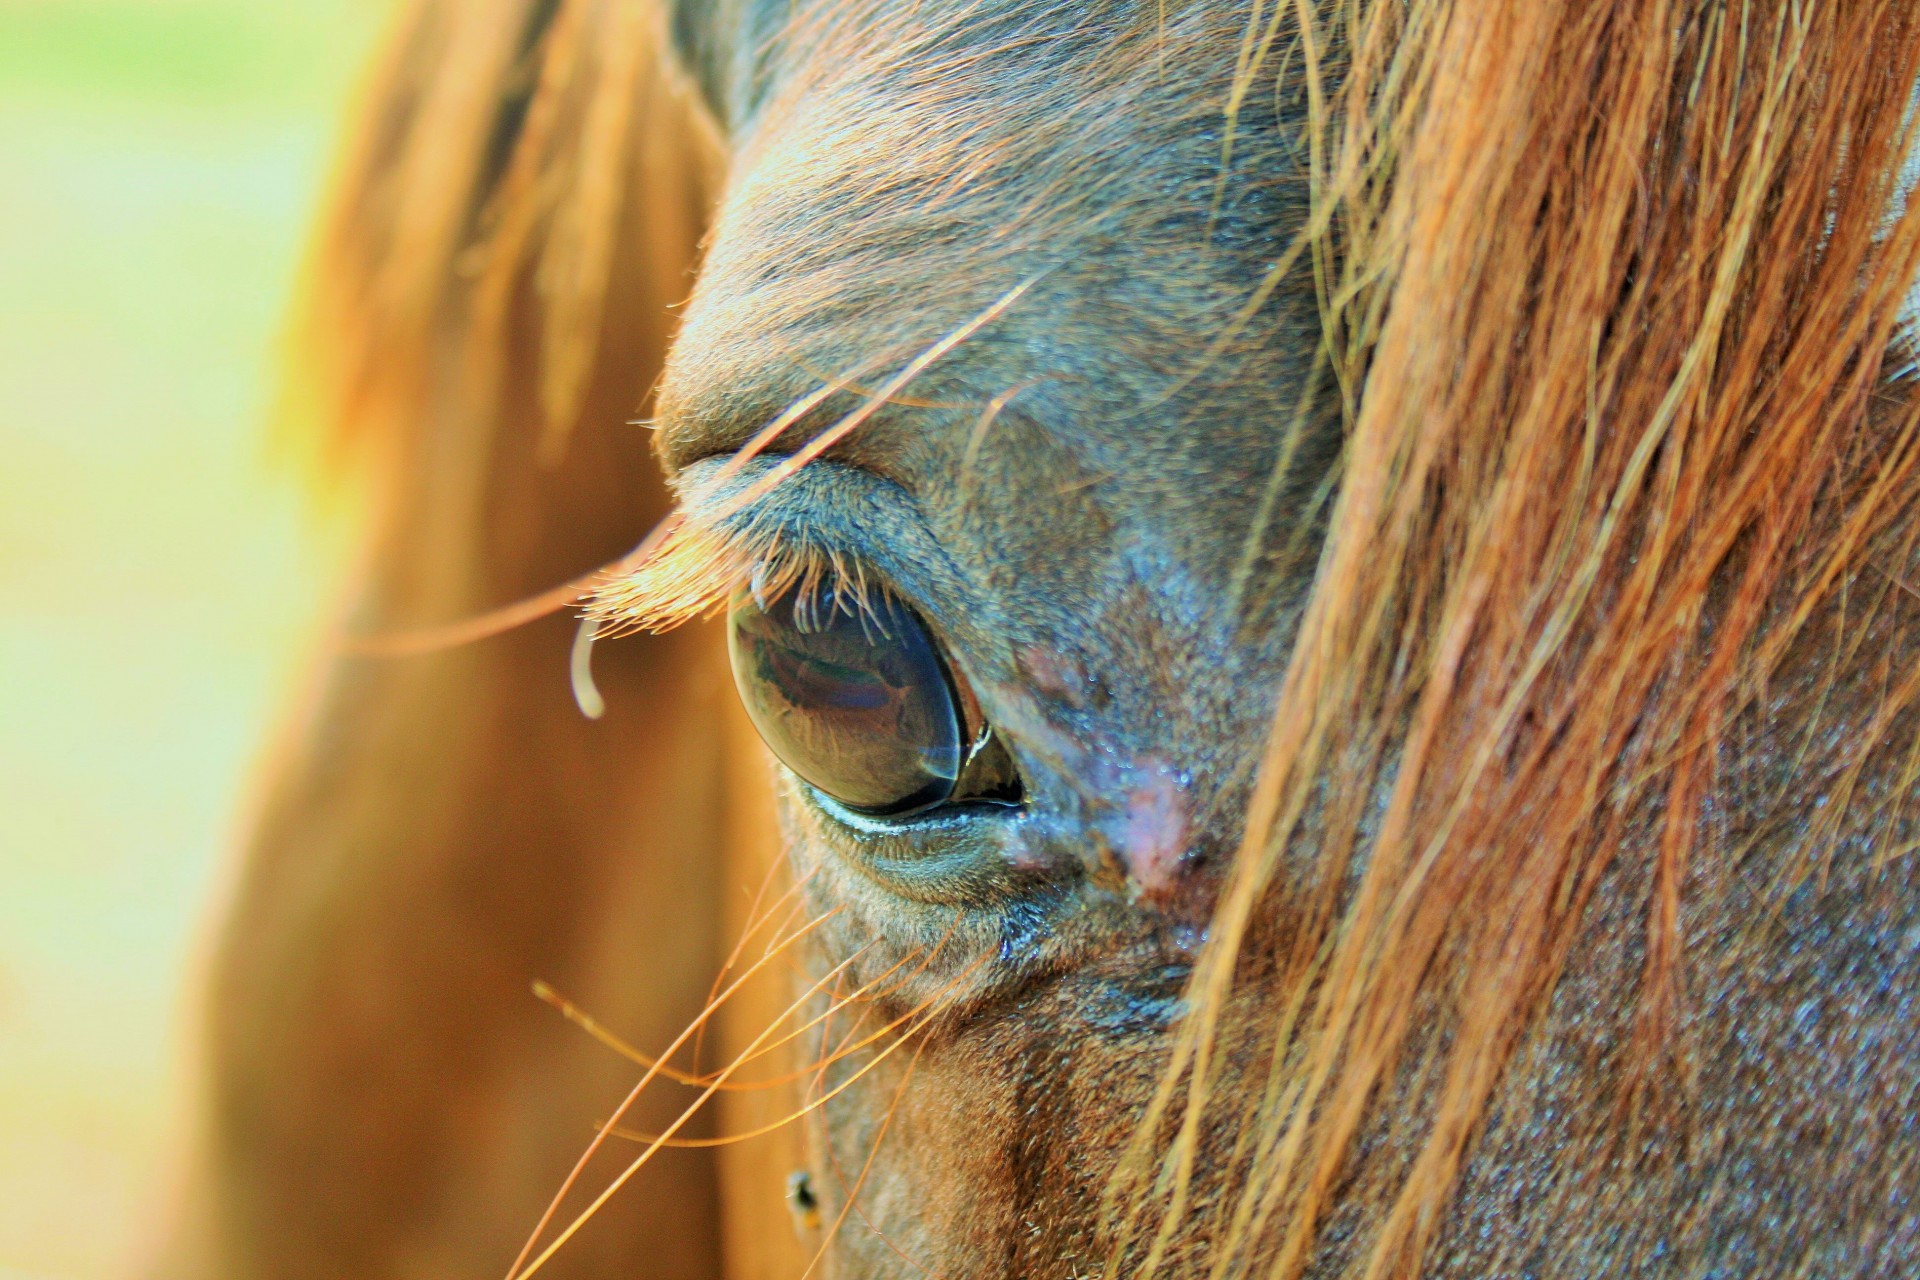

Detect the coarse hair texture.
xmin=1100 ymin=1 xmax=1920 ymax=1276
xmin=272 ymin=0 xmax=1920 ymax=1276
xmin=282 ymin=0 xmax=719 ymax=516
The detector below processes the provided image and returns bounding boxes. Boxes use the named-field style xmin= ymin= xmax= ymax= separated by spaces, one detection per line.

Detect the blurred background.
xmin=0 ymin=2 xmax=383 ymax=1274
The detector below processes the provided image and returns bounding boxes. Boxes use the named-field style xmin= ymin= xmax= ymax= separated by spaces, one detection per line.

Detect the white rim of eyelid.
xmin=809 ymin=787 xmax=993 ymax=833
xmin=812 ymin=791 xmax=926 ymax=833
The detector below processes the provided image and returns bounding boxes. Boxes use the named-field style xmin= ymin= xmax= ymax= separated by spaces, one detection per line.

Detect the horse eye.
xmin=728 ymin=581 xmax=984 ymax=818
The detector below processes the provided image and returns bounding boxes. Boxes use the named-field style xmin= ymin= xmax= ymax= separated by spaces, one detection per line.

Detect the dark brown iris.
xmin=728 ymin=582 xmax=970 ymax=817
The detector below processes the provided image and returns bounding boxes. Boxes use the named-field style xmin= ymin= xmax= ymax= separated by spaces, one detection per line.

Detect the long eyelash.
xmin=584 ymin=513 xmax=881 ymax=637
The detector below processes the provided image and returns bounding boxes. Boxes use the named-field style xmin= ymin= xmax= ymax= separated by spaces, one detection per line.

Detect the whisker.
xmin=537 ymin=941 xmax=927 ymax=1090
xmin=600 ymin=1007 xmax=932 ymax=1147
xmin=600 ymin=948 xmax=987 ymax=1147
xmin=342 ymin=357 xmax=880 ymax=658
xmin=693 ymin=859 xmax=820 ymax=1073
xmin=805 ymin=914 xmax=966 ymax=1068
xmin=588 ymin=278 xmax=1043 ymax=635
xmin=715 ymin=279 xmax=1040 ymax=524
xmin=343 ymin=561 xmax=617 ymax=657
xmin=503 ymin=907 xmax=844 ymax=1280
xmin=714 ymin=944 xmax=944 ymax=1082
xmin=793 ymin=356 xmax=980 ymax=409
xmin=506 ymin=936 xmax=883 ymax=1280
xmin=753 ymin=892 xmax=824 ymax=967
xmin=959 ymin=374 xmax=1061 ymax=481
xmin=799 ymin=1033 xmax=933 ymax=1280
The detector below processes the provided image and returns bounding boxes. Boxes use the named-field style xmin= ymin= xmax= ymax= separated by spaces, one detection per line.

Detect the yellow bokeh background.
xmin=0 ymin=3 xmax=383 ymax=1274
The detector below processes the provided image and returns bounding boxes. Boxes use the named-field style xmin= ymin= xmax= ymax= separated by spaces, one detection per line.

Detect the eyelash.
xmin=586 ymin=513 xmax=876 ymax=637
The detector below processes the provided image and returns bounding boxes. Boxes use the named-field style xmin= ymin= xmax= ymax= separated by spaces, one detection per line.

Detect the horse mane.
xmin=162 ymin=3 xmax=818 ymax=1277
xmin=197 ymin=0 xmax=1920 ymax=1277
xmin=1107 ymin=2 xmax=1920 ymax=1275
xmin=283 ymin=0 xmax=720 ymax=500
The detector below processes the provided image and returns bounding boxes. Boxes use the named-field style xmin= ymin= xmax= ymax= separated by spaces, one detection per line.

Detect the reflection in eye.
xmin=727 ymin=580 xmax=1016 ymax=817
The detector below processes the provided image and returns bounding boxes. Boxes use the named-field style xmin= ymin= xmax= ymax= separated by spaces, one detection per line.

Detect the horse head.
xmin=160 ymin=3 xmax=1920 ymax=1277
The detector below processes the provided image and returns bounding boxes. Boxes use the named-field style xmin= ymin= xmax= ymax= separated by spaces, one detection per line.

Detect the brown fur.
xmin=153 ymin=5 xmax=752 ymax=1277
xmin=158 ymin=1 xmax=1920 ymax=1277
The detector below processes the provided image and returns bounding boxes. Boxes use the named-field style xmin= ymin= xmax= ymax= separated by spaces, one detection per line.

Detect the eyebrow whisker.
xmin=586 ymin=277 xmax=1043 ymax=635
xmin=720 ymin=276 xmax=1041 ymax=520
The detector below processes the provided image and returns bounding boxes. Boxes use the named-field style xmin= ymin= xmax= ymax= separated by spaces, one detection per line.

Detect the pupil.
xmin=727 ymin=582 xmax=965 ymax=816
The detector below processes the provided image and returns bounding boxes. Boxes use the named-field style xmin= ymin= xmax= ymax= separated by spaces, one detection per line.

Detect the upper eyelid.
xmin=658 ymin=358 xmax=917 ymax=479
xmin=585 ymin=510 xmax=834 ymax=636
xmin=588 ymin=456 xmax=910 ymax=635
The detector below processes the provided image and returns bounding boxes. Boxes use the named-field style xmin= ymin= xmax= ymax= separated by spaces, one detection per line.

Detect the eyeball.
xmin=727 ymin=581 xmax=969 ymax=817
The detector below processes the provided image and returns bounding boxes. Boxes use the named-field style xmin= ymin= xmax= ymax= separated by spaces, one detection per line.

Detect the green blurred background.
xmin=0 ymin=2 xmax=383 ymax=1274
